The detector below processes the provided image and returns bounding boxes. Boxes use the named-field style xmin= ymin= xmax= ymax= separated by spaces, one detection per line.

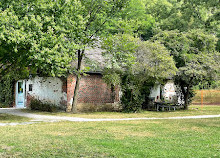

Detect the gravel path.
xmin=0 ymin=108 xmax=220 ymax=126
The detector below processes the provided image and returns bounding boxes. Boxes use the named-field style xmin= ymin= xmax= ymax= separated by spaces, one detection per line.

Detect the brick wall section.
xmin=67 ymin=74 xmax=76 ymax=107
xmin=67 ymin=74 xmax=119 ymax=105
xmin=61 ymin=78 xmax=67 ymax=93
xmin=114 ymin=86 xmax=120 ymax=102
xmin=26 ymin=94 xmax=33 ymax=107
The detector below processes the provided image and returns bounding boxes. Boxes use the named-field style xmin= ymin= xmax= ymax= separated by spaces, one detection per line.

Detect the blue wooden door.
xmin=16 ymin=80 xmax=25 ymax=108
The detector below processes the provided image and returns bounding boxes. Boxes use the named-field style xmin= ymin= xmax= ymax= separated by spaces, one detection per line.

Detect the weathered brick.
xmin=67 ymin=74 xmax=119 ymax=105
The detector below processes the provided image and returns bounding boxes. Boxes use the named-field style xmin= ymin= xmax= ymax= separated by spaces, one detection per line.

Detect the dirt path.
xmin=0 ymin=108 xmax=220 ymax=126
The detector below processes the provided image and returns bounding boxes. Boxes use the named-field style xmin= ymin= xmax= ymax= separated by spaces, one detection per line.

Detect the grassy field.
xmin=0 ymin=117 xmax=219 ymax=157
xmin=0 ymin=114 xmax=30 ymax=123
xmin=1 ymin=105 xmax=219 ymax=157
xmin=192 ymin=90 xmax=220 ymax=105
xmin=22 ymin=105 xmax=220 ymax=119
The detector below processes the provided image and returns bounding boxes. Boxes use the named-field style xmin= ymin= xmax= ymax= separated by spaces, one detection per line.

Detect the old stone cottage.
xmin=16 ymin=74 xmax=119 ymax=112
xmin=14 ymin=47 xmax=120 ymax=112
xmin=14 ymin=47 xmax=183 ymax=111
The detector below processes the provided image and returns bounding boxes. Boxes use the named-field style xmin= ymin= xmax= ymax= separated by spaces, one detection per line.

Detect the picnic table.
xmin=154 ymin=101 xmax=178 ymax=111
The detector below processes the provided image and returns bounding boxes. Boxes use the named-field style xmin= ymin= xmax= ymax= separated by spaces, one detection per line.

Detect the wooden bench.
xmin=154 ymin=102 xmax=178 ymax=111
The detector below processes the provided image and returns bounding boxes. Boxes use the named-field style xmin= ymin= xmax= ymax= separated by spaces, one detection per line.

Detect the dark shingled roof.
xmin=71 ymin=47 xmax=106 ymax=72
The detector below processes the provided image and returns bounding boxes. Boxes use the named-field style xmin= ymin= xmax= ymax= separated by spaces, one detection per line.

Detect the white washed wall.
xmin=149 ymin=81 xmax=184 ymax=105
xmin=26 ymin=77 xmax=67 ymax=106
xmin=162 ymin=81 xmax=184 ymax=105
xmin=149 ymin=84 xmax=160 ymax=99
xmin=162 ymin=81 xmax=177 ymax=102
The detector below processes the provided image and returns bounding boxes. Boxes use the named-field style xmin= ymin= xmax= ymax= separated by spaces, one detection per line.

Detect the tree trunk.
xmin=111 ymin=84 xmax=116 ymax=103
xmin=66 ymin=49 xmax=84 ymax=113
xmin=71 ymin=73 xmax=81 ymax=113
xmin=72 ymin=50 xmax=84 ymax=113
xmin=183 ymin=85 xmax=190 ymax=110
xmin=180 ymin=85 xmax=188 ymax=110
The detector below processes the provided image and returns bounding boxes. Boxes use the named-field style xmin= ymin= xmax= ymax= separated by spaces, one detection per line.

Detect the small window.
xmin=29 ymin=84 xmax=33 ymax=91
xmin=18 ymin=82 xmax=23 ymax=93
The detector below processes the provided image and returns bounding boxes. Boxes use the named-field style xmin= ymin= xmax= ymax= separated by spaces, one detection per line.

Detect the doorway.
xmin=16 ymin=80 xmax=26 ymax=108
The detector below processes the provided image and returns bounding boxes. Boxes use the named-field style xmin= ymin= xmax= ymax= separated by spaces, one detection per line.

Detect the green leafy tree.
xmin=62 ymin=0 xmax=130 ymax=112
xmin=101 ymin=33 xmax=139 ymax=103
xmin=105 ymin=0 xmax=156 ymax=40
xmin=102 ymin=36 xmax=177 ymax=112
xmin=101 ymin=33 xmax=138 ymax=69
xmin=0 ymin=0 xmax=76 ymax=106
xmin=153 ymin=29 xmax=220 ymax=109
xmin=0 ymin=0 xmax=76 ymax=78
xmin=0 ymin=0 xmax=130 ymax=112
xmin=145 ymin=0 xmax=219 ymax=32
xmin=132 ymin=41 xmax=177 ymax=110
xmin=135 ymin=41 xmax=177 ymax=81
xmin=149 ymin=0 xmax=220 ymax=52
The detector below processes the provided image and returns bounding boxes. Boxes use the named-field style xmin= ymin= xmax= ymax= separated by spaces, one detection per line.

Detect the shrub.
xmin=0 ymin=103 xmax=10 ymax=108
xmin=120 ymin=73 xmax=145 ymax=112
xmin=121 ymin=91 xmax=144 ymax=113
xmin=30 ymin=99 xmax=58 ymax=112
xmin=0 ymin=75 xmax=14 ymax=106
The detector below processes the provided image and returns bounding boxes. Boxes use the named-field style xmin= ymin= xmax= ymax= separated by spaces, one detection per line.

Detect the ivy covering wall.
xmin=0 ymin=75 xmax=14 ymax=107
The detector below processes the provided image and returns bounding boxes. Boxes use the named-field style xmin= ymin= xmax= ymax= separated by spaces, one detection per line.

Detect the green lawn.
xmin=0 ymin=114 xmax=30 ymax=123
xmin=22 ymin=105 xmax=220 ymax=119
xmin=0 ymin=118 xmax=219 ymax=157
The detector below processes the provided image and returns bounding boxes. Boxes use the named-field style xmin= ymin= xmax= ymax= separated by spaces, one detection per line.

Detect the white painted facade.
xmin=14 ymin=77 xmax=184 ymax=109
xmin=162 ymin=81 xmax=178 ymax=103
xmin=149 ymin=80 xmax=184 ymax=105
xmin=162 ymin=81 xmax=184 ymax=105
xmin=149 ymin=84 xmax=161 ymax=101
xmin=25 ymin=77 xmax=67 ymax=106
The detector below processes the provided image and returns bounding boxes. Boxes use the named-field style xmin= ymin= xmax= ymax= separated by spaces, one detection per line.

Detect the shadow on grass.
xmin=0 ymin=114 xmax=30 ymax=123
xmin=20 ymin=105 xmax=220 ymax=119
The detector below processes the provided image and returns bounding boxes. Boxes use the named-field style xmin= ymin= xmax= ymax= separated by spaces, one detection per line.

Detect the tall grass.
xmin=192 ymin=90 xmax=220 ymax=105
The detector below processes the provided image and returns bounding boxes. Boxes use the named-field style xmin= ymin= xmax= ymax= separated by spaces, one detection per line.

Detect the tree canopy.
xmin=0 ymin=0 xmax=129 ymax=78
xmin=0 ymin=0 xmax=219 ymax=111
xmin=0 ymin=0 xmax=76 ymax=77
xmin=152 ymin=29 xmax=219 ymax=108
